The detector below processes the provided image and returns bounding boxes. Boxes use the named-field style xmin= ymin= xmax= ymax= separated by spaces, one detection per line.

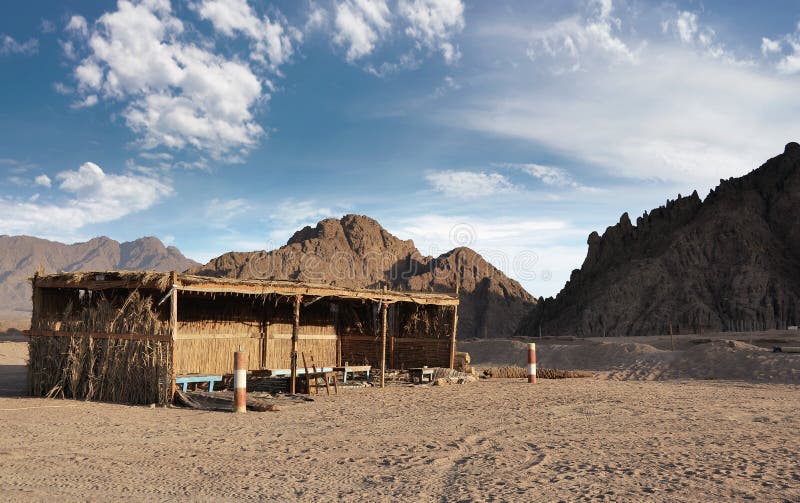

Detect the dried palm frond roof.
xmin=33 ymin=271 xmax=459 ymax=306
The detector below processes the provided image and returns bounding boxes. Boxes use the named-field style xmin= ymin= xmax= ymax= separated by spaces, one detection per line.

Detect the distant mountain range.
xmin=189 ymin=214 xmax=536 ymax=339
xmin=517 ymin=143 xmax=800 ymax=338
xmin=7 ymin=141 xmax=799 ymax=341
xmin=0 ymin=236 xmax=199 ymax=316
xmin=0 ymin=216 xmax=535 ymax=339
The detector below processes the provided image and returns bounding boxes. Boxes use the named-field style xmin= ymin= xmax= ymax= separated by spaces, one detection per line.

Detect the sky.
xmin=1 ymin=0 xmax=800 ymax=298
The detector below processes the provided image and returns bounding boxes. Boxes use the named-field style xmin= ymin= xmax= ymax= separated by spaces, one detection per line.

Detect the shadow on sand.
xmin=0 ymin=329 xmax=27 ymax=397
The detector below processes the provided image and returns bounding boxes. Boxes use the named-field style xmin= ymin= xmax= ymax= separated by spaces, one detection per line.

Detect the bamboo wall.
xmin=173 ymin=294 xmax=338 ymax=374
xmin=28 ymin=284 xmax=172 ymax=404
xmin=391 ymin=338 xmax=451 ymax=368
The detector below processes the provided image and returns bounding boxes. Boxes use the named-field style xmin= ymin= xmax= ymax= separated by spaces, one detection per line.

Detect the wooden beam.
xmin=169 ymin=271 xmax=179 ymax=402
xmin=380 ymin=302 xmax=388 ymax=388
xmin=290 ymin=294 xmax=301 ymax=394
xmin=25 ymin=330 xmax=171 ymax=342
xmin=177 ymin=283 xmax=459 ymax=306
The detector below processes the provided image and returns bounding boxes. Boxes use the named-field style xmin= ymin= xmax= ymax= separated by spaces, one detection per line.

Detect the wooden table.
xmin=408 ymin=368 xmax=435 ymax=384
xmin=332 ymin=365 xmax=372 ymax=383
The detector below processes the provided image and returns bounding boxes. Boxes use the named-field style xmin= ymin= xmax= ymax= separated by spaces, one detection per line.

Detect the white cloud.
xmin=763 ymin=23 xmax=800 ymax=75
xmin=398 ymin=0 xmax=464 ymax=63
xmin=504 ymin=163 xmax=578 ymax=188
xmin=663 ymin=10 xmax=726 ymax=59
xmin=0 ymin=162 xmax=172 ymax=239
xmin=333 ymin=0 xmax=391 ymax=61
xmin=205 ymin=197 xmax=251 ymax=228
xmin=41 ymin=20 xmax=57 ymax=34
xmin=761 ymin=37 xmax=781 ymax=56
xmin=68 ymin=0 xmax=266 ymax=159
xmin=53 ymin=82 xmax=72 ymax=95
xmin=449 ymin=8 xmax=800 ymax=189
xmin=0 ymin=35 xmax=38 ymax=56
xmin=71 ymin=94 xmax=99 ymax=108
xmin=525 ymin=0 xmax=636 ymax=72
xmin=34 ymin=175 xmax=52 ymax=188
xmin=66 ymin=15 xmax=89 ymax=37
xmin=393 ymin=214 xmax=588 ymax=296
xmin=305 ymin=1 xmax=328 ymax=32
xmin=270 ymin=198 xmax=335 ymax=227
xmin=425 ymin=170 xmax=518 ymax=198
xmin=193 ymin=0 xmax=302 ymax=71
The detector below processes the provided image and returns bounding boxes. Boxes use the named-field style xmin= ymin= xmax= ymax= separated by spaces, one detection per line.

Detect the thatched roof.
xmin=34 ymin=271 xmax=459 ymax=306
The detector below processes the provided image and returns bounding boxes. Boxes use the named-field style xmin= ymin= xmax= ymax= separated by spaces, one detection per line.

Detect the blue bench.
xmin=176 ymin=375 xmax=223 ymax=392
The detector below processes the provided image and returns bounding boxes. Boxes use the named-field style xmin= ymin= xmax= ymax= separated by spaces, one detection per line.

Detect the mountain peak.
xmin=190 ymin=215 xmax=535 ymax=339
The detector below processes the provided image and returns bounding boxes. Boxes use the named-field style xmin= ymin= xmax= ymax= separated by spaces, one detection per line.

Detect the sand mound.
xmin=461 ymin=338 xmax=800 ymax=383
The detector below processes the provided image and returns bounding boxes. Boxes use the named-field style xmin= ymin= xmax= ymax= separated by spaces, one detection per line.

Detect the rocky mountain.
xmin=517 ymin=143 xmax=800 ymax=338
xmin=0 ymin=236 xmax=199 ymax=315
xmin=189 ymin=214 xmax=535 ymax=339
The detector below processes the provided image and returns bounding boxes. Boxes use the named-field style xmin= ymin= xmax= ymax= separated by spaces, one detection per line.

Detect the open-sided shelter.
xmin=27 ymin=271 xmax=459 ymax=404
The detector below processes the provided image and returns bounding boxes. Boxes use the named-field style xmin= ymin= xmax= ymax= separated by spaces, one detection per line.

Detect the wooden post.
xmin=380 ymin=301 xmax=388 ymax=388
xmin=290 ymin=295 xmax=301 ymax=394
xmin=527 ymin=343 xmax=537 ymax=383
xmin=233 ymin=349 xmax=248 ymax=413
xmin=169 ymin=271 xmax=179 ymax=402
xmin=449 ymin=282 xmax=459 ymax=369
xmin=31 ymin=272 xmax=42 ymax=326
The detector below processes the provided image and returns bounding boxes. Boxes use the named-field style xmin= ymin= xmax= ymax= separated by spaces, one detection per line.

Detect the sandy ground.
xmin=0 ymin=379 xmax=797 ymax=501
xmin=1 ymin=332 xmax=799 ymax=501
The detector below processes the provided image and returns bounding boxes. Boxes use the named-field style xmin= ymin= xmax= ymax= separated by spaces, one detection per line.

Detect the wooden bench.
xmin=332 ymin=365 xmax=372 ymax=383
xmin=176 ymin=374 xmax=223 ymax=392
xmin=408 ymin=367 xmax=435 ymax=384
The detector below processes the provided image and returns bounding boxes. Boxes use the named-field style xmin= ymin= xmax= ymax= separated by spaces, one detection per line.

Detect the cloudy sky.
xmin=1 ymin=0 xmax=799 ymax=297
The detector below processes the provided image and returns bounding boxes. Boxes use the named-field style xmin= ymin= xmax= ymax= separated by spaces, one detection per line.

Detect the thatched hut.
xmin=27 ymin=271 xmax=459 ymax=404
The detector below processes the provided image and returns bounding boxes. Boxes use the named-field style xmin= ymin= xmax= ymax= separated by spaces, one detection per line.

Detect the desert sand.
xmin=1 ymin=333 xmax=799 ymax=501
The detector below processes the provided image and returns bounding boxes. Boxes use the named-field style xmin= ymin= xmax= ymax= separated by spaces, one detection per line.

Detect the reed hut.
xmin=27 ymin=271 xmax=459 ymax=404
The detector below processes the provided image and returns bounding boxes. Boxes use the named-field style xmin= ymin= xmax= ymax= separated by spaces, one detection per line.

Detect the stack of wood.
xmin=453 ymin=351 xmax=473 ymax=373
xmin=482 ymin=366 xmax=594 ymax=379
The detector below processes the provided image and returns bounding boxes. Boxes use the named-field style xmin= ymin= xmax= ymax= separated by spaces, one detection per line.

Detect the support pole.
xmin=290 ymin=295 xmax=301 ymax=394
xmin=233 ymin=348 xmax=247 ymax=413
xmin=169 ymin=271 xmax=179 ymax=403
xmin=527 ymin=343 xmax=537 ymax=384
xmin=380 ymin=302 xmax=388 ymax=388
xmin=449 ymin=282 xmax=459 ymax=369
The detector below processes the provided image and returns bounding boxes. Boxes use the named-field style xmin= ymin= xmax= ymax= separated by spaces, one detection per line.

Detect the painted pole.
xmin=527 ymin=343 xmax=537 ymax=384
xmin=234 ymin=349 xmax=248 ymax=413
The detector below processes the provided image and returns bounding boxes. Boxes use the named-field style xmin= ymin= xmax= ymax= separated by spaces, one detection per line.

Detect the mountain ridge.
xmin=189 ymin=214 xmax=536 ymax=339
xmin=516 ymin=142 xmax=800 ymax=338
xmin=0 ymin=235 xmax=200 ymax=315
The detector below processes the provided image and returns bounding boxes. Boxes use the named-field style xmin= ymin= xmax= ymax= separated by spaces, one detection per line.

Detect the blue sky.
xmin=1 ymin=0 xmax=800 ymax=298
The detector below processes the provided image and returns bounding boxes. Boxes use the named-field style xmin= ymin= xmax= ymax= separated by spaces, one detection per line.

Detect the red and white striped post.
xmin=527 ymin=343 xmax=537 ymax=384
xmin=233 ymin=349 xmax=248 ymax=413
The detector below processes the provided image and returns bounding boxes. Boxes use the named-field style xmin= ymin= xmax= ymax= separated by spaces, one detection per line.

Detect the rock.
xmin=517 ymin=144 xmax=800 ymax=337
xmin=188 ymin=215 xmax=535 ymax=339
